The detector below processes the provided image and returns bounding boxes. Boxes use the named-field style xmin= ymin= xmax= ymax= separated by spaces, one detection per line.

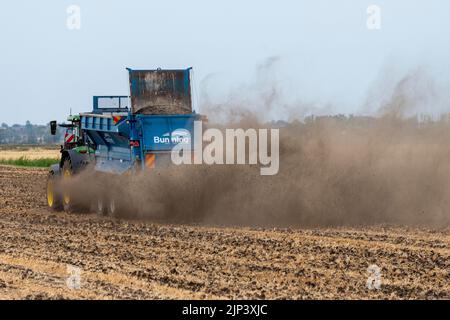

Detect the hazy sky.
xmin=1 ymin=0 xmax=449 ymax=124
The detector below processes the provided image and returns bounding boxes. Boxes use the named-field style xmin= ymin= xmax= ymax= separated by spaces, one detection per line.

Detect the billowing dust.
xmin=71 ymin=66 xmax=450 ymax=228
xmin=68 ymin=115 xmax=450 ymax=229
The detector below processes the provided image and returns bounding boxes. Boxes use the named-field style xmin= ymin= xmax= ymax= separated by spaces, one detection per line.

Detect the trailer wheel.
xmin=96 ymin=197 xmax=107 ymax=215
xmin=46 ymin=172 xmax=62 ymax=211
xmin=107 ymin=197 xmax=121 ymax=217
xmin=62 ymin=158 xmax=77 ymax=213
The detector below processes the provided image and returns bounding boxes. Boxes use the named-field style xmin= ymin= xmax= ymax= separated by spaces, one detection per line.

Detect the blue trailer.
xmin=46 ymin=68 xmax=201 ymax=214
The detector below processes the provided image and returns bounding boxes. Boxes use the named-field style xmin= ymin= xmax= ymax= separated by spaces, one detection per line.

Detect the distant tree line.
xmin=0 ymin=121 xmax=64 ymax=145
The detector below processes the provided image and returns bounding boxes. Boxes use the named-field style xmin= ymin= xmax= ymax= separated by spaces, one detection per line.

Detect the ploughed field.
xmin=0 ymin=165 xmax=448 ymax=299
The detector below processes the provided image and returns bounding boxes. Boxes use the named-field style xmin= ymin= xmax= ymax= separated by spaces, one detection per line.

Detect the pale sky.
xmin=1 ymin=0 xmax=449 ymax=124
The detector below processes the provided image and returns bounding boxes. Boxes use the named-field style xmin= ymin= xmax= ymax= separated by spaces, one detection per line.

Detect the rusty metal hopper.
xmin=127 ymin=68 xmax=192 ymax=115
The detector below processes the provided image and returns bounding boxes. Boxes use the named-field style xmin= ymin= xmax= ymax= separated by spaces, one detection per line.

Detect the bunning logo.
xmin=154 ymin=128 xmax=191 ymax=145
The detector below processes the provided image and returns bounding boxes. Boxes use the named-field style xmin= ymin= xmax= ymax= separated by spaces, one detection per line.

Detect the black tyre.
xmin=96 ymin=196 xmax=107 ymax=215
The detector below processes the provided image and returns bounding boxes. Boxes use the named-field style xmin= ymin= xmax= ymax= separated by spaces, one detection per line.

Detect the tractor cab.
xmin=59 ymin=115 xmax=83 ymax=150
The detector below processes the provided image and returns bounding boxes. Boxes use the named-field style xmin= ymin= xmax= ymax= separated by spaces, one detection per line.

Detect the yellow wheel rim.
xmin=47 ymin=180 xmax=54 ymax=207
xmin=63 ymin=168 xmax=71 ymax=205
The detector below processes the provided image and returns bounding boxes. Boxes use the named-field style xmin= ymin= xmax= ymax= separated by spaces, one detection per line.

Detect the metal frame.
xmin=92 ymin=96 xmax=129 ymax=114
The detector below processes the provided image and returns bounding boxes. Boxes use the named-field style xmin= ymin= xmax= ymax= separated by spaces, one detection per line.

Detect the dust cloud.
xmin=72 ymin=62 xmax=450 ymax=228
xmin=112 ymin=115 xmax=450 ymax=228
